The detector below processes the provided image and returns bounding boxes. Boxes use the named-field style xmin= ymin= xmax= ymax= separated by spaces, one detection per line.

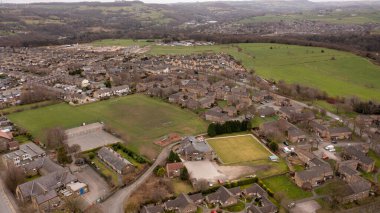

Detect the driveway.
xmin=290 ymin=200 xmax=321 ymax=213
xmin=99 ymin=144 xmax=174 ymax=213
xmin=75 ymin=166 xmax=111 ymax=207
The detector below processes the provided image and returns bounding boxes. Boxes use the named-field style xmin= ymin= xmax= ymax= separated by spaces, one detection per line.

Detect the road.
xmin=100 ymin=144 xmax=174 ymax=213
xmin=0 ymin=177 xmax=17 ymax=213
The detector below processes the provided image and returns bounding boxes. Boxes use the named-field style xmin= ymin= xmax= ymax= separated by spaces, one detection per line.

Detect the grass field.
xmin=262 ymin=175 xmax=313 ymax=200
xmin=92 ymin=39 xmax=380 ymax=101
xmin=7 ymin=94 xmax=207 ymax=157
xmin=207 ymin=135 xmax=272 ymax=164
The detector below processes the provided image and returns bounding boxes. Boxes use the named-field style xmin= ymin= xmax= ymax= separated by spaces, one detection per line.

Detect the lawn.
xmin=251 ymin=115 xmax=279 ymax=128
xmin=172 ymin=179 xmax=193 ymax=195
xmin=262 ymin=175 xmax=313 ymax=200
xmin=92 ymin=157 xmax=119 ymax=186
xmin=7 ymin=94 xmax=207 ymax=157
xmin=207 ymin=134 xmax=272 ymax=164
xmin=315 ymin=179 xmax=348 ymax=196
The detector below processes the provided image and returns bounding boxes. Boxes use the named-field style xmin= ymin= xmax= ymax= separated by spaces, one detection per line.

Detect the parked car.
xmin=283 ymin=141 xmax=289 ymax=146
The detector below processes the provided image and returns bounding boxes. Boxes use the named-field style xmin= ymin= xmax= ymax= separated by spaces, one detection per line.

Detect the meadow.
xmin=8 ymin=94 xmax=207 ymax=157
xmin=207 ymin=134 xmax=272 ymax=164
xmin=93 ymin=39 xmax=380 ymax=101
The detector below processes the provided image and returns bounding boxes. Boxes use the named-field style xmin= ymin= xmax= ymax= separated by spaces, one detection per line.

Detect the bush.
xmin=89 ymin=152 xmax=95 ymax=159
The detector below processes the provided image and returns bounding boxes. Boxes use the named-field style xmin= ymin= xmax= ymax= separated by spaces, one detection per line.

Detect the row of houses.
xmin=97 ymin=146 xmax=135 ymax=175
xmin=141 ymin=184 xmax=277 ymax=213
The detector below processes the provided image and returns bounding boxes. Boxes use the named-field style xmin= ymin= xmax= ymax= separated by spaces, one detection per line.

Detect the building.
xmin=175 ymin=136 xmax=215 ymax=161
xmin=16 ymin=169 xmax=77 ymax=211
xmin=205 ymin=109 xmax=229 ymax=123
xmin=164 ymin=193 xmax=197 ymax=213
xmin=246 ymin=197 xmax=278 ymax=213
xmin=0 ymin=131 xmax=16 ymax=151
xmin=3 ymin=142 xmax=46 ymax=167
xmin=205 ymin=186 xmax=238 ymax=207
xmin=66 ymin=182 xmax=88 ymax=196
xmin=141 ymin=205 xmax=164 ymax=213
xmin=343 ymin=146 xmax=375 ymax=172
xmin=329 ymin=127 xmax=352 ymax=141
xmin=97 ymin=147 xmax=134 ymax=175
xmin=308 ymin=120 xmax=329 ymax=139
xmin=243 ymin=183 xmax=268 ymax=198
xmin=166 ymin=162 xmax=184 ymax=178
xmin=22 ymin=157 xmax=64 ymax=176
xmin=338 ymin=177 xmax=372 ymax=204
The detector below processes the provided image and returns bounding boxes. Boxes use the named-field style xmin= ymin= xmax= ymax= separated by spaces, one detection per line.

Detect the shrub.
xmin=89 ymin=152 xmax=95 ymax=159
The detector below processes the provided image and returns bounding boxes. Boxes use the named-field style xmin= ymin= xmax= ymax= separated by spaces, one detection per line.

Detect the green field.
xmin=207 ymin=135 xmax=272 ymax=164
xmin=7 ymin=94 xmax=207 ymax=156
xmin=262 ymin=175 xmax=313 ymax=200
xmin=93 ymin=40 xmax=380 ymax=101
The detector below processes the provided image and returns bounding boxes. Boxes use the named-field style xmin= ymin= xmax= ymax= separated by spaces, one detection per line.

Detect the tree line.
xmin=207 ymin=119 xmax=252 ymax=137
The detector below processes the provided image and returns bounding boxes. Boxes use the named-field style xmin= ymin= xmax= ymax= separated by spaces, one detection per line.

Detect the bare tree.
xmin=45 ymin=127 xmax=67 ymax=149
xmin=5 ymin=164 xmax=26 ymax=193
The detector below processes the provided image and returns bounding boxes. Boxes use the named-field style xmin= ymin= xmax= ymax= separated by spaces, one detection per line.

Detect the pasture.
xmin=207 ymin=134 xmax=272 ymax=164
xmin=7 ymin=94 xmax=207 ymax=157
xmin=93 ymin=39 xmax=380 ymax=101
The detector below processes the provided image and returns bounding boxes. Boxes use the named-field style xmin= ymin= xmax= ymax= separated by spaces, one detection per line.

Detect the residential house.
xmin=205 ymin=109 xmax=229 ymax=123
xmin=206 ymin=186 xmax=238 ymax=207
xmin=243 ymin=183 xmax=268 ymax=198
xmin=223 ymin=106 xmax=237 ymax=117
xmin=166 ymin=162 xmax=184 ymax=178
xmin=141 ymin=205 xmax=164 ymax=213
xmin=246 ymin=197 xmax=278 ymax=213
xmin=0 ymin=131 xmax=16 ymax=151
xmin=175 ymin=136 xmax=215 ymax=161
xmin=294 ymin=164 xmax=333 ymax=189
xmin=329 ymin=127 xmax=352 ymax=141
xmin=343 ymin=146 xmax=374 ymax=172
xmin=308 ymin=120 xmax=329 ymax=139
xmin=260 ymin=119 xmax=306 ymax=143
xmin=287 ymin=127 xmax=307 ymax=143
xmin=337 ymin=177 xmax=372 ymax=204
xmin=336 ymin=160 xmax=360 ymax=183
xmin=257 ymin=107 xmax=276 ymax=117
xmin=22 ymin=157 xmax=64 ymax=176
xmin=189 ymin=193 xmax=204 ymax=205
xmin=229 ymin=187 xmax=243 ymax=197
xmin=198 ymin=96 xmax=215 ymax=109
xmin=97 ymin=147 xmax=135 ymax=175
xmin=165 ymin=193 xmax=197 ymax=213
xmin=3 ymin=142 xmax=46 ymax=167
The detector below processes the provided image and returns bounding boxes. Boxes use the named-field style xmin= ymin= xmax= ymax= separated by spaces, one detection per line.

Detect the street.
xmin=100 ymin=144 xmax=174 ymax=213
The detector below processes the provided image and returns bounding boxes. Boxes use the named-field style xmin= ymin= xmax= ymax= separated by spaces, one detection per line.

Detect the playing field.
xmin=207 ymin=134 xmax=272 ymax=164
xmin=7 ymin=94 xmax=207 ymax=156
xmin=93 ymin=39 xmax=380 ymax=101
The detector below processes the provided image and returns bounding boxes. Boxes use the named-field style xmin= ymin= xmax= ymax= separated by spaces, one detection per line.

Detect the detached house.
xmin=3 ymin=142 xmax=46 ymax=167
xmin=175 ymin=136 xmax=215 ymax=161
xmin=164 ymin=193 xmax=197 ymax=213
xmin=343 ymin=146 xmax=374 ymax=172
xmin=206 ymin=186 xmax=238 ymax=207
xmin=0 ymin=131 xmax=18 ymax=151
xmin=329 ymin=127 xmax=352 ymax=141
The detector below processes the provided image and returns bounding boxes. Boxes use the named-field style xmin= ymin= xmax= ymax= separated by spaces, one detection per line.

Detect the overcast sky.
xmin=2 ymin=0 xmax=374 ymax=4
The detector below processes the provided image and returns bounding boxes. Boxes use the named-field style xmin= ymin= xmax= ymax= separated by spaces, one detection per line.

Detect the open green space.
xmin=93 ymin=39 xmax=380 ymax=101
xmin=251 ymin=115 xmax=279 ymax=128
xmin=262 ymin=175 xmax=313 ymax=200
xmin=172 ymin=179 xmax=193 ymax=195
xmin=207 ymin=135 xmax=272 ymax=164
xmin=7 ymin=94 xmax=207 ymax=156
xmin=223 ymin=201 xmax=246 ymax=212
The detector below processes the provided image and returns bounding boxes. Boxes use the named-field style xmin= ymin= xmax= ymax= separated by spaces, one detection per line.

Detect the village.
xmin=0 ymin=43 xmax=379 ymax=213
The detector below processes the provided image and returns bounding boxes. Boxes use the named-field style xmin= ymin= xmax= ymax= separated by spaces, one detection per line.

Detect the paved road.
xmin=100 ymin=144 xmax=174 ymax=213
xmin=0 ymin=177 xmax=17 ymax=213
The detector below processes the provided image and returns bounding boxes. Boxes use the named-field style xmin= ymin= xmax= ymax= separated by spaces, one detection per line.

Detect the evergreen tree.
xmin=180 ymin=167 xmax=189 ymax=180
xmin=168 ymin=150 xmax=181 ymax=163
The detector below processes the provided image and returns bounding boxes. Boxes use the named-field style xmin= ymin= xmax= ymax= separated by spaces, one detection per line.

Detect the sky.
xmin=2 ymin=0 xmax=373 ymax=4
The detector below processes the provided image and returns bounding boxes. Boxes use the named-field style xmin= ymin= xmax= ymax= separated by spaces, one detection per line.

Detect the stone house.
xmin=3 ymin=142 xmax=46 ymax=167
xmin=166 ymin=162 xmax=184 ymax=178
xmin=97 ymin=147 xmax=135 ymax=175
xmin=338 ymin=177 xmax=372 ymax=204
xmin=308 ymin=120 xmax=329 ymax=139
xmin=141 ymin=205 xmax=164 ymax=213
xmin=223 ymin=106 xmax=238 ymax=117
xmin=342 ymin=146 xmax=374 ymax=173
xmin=175 ymin=136 xmax=215 ymax=161
xmin=243 ymin=183 xmax=268 ymax=198
xmin=165 ymin=193 xmax=197 ymax=213
xmin=329 ymin=127 xmax=352 ymax=141
xmin=206 ymin=186 xmax=238 ymax=207
xmin=246 ymin=197 xmax=278 ymax=213
xmin=205 ymin=109 xmax=229 ymax=123
xmin=0 ymin=131 xmax=16 ymax=152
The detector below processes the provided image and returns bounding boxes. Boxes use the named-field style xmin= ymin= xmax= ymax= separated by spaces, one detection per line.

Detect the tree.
xmin=207 ymin=123 xmax=217 ymax=137
xmin=57 ymin=146 xmax=72 ymax=164
xmin=4 ymin=164 xmax=25 ymax=193
xmin=180 ymin=167 xmax=189 ymax=181
xmin=64 ymin=197 xmax=82 ymax=213
xmin=268 ymin=141 xmax=279 ymax=152
xmin=68 ymin=144 xmax=81 ymax=154
xmin=46 ymin=127 xmax=67 ymax=150
xmin=168 ymin=150 xmax=181 ymax=163
xmin=104 ymin=78 xmax=112 ymax=88
xmin=154 ymin=166 xmax=166 ymax=177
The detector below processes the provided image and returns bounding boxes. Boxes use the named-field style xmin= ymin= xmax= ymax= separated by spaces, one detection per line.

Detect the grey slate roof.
xmin=344 ymin=146 xmax=374 ymax=165
xmin=180 ymin=136 xmax=213 ymax=154
xmin=165 ymin=193 xmax=194 ymax=209
xmin=141 ymin=205 xmax=164 ymax=213
xmin=5 ymin=142 xmax=45 ymax=160
xmin=17 ymin=169 xmax=77 ymax=200
xmin=23 ymin=157 xmax=63 ymax=175
xmin=244 ymin=183 xmax=267 ymax=197
xmin=97 ymin=147 xmax=132 ymax=172
xmin=207 ymin=186 xmax=234 ymax=203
